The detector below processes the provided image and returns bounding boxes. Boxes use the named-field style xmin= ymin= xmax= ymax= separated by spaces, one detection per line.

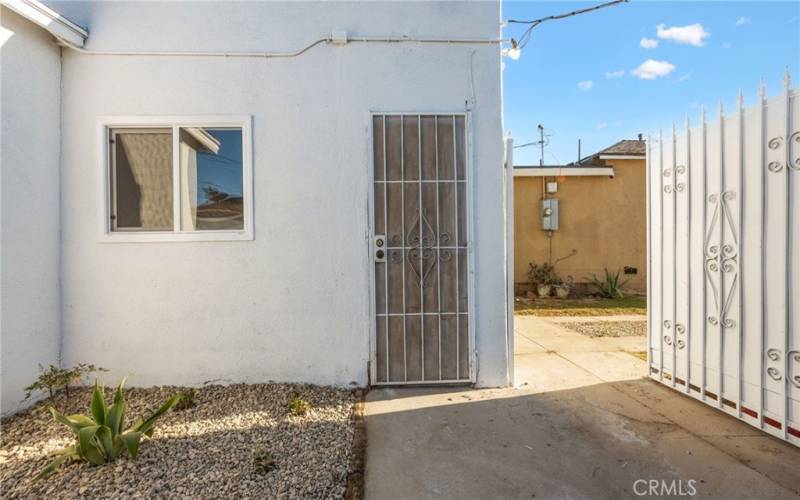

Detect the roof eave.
xmin=2 ymin=0 xmax=88 ymax=47
xmin=598 ymin=154 xmax=645 ymax=160
xmin=514 ymin=167 xmax=615 ymax=177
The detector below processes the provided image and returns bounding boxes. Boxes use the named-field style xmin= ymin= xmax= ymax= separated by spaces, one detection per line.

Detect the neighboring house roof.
xmin=513 ymin=136 xmax=644 ymax=176
xmin=1 ymin=0 xmax=87 ymax=47
xmin=513 ymin=165 xmax=614 ymax=177
xmin=596 ymin=139 xmax=645 ymax=159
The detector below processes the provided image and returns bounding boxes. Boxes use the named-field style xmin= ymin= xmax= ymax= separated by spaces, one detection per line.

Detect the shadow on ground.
xmin=364 ymin=316 xmax=800 ymax=500
xmin=365 ymin=379 xmax=800 ymax=500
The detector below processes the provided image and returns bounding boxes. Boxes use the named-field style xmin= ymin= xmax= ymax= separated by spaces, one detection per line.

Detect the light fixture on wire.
xmin=505 ymin=38 xmax=521 ymax=60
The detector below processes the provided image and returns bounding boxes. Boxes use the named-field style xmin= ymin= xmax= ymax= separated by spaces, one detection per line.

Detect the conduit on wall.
xmin=56 ymin=33 xmax=503 ymax=59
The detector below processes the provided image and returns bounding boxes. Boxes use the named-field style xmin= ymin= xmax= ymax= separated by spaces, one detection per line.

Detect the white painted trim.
xmin=598 ymin=154 xmax=645 ymax=160
xmin=97 ymin=115 xmax=254 ymax=243
xmin=1 ymin=0 xmax=88 ymax=47
xmin=366 ymin=112 xmax=377 ymax=386
xmin=466 ymin=112 xmax=477 ymax=385
xmin=504 ymin=137 xmax=515 ymax=386
xmin=513 ymin=167 xmax=614 ymax=177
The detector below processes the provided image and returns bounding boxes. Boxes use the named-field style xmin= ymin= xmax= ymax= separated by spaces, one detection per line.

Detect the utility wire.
xmin=508 ymin=0 xmax=629 ymax=49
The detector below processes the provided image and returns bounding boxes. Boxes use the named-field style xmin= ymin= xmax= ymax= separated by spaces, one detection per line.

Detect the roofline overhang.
xmin=2 ymin=0 xmax=88 ymax=47
xmin=513 ymin=167 xmax=615 ymax=177
xmin=598 ymin=154 xmax=645 ymax=160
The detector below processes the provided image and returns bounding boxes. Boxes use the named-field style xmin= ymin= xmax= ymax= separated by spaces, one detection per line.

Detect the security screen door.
xmin=372 ymin=114 xmax=471 ymax=384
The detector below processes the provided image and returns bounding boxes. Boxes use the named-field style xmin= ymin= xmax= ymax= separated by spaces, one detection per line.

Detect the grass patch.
xmin=626 ymin=351 xmax=648 ymax=361
xmin=514 ymin=296 xmax=646 ymax=317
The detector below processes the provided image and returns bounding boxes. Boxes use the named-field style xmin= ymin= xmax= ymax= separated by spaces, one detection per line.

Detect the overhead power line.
xmin=508 ymin=0 xmax=629 ymax=49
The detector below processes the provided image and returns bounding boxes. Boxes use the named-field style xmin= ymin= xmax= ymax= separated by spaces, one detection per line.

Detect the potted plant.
xmin=537 ymin=282 xmax=552 ymax=297
xmin=554 ymin=275 xmax=574 ymax=298
xmin=528 ymin=261 xmax=557 ymax=297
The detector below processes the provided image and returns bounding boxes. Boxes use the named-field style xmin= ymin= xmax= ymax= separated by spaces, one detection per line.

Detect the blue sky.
xmin=503 ymin=1 xmax=800 ymax=166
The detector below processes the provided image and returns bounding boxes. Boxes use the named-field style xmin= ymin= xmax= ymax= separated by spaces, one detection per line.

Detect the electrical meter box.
xmin=541 ymin=199 xmax=559 ymax=230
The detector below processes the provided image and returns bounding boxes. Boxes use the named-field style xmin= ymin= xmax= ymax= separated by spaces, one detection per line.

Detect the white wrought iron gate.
xmin=370 ymin=113 xmax=472 ymax=385
xmin=648 ymin=73 xmax=799 ymax=446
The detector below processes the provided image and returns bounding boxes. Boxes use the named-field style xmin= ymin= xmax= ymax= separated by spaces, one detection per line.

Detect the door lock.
xmin=374 ymin=235 xmax=386 ymax=262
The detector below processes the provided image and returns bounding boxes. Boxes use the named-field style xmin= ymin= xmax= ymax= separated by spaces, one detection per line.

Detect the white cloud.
xmin=605 ymin=69 xmax=625 ymax=79
xmin=631 ymin=59 xmax=676 ymax=80
xmin=735 ymin=16 xmax=751 ymax=26
xmin=596 ymin=122 xmax=608 ymax=129
xmin=673 ymin=73 xmax=692 ymax=84
xmin=722 ymin=42 xmax=733 ymax=49
xmin=577 ymin=80 xmax=593 ymax=90
xmin=656 ymin=23 xmax=710 ymax=46
xmin=640 ymin=37 xmax=659 ymax=49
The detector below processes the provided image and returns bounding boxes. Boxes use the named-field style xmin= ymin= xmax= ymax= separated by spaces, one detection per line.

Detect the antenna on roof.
xmin=538 ymin=124 xmax=545 ymax=166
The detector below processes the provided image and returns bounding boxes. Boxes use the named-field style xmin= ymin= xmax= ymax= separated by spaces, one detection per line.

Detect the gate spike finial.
xmin=759 ymin=78 xmax=766 ymax=100
xmin=737 ymin=88 xmax=744 ymax=109
xmin=718 ymin=100 xmax=724 ymax=118
xmin=784 ymin=66 xmax=791 ymax=88
xmin=700 ymin=105 xmax=706 ymax=126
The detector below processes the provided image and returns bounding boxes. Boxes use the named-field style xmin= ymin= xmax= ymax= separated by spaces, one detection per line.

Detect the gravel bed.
xmin=0 ymin=384 xmax=357 ymax=499
xmin=562 ymin=320 xmax=647 ymax=338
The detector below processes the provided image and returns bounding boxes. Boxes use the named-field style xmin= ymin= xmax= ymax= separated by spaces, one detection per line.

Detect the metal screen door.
xmin=371 ymin=114 xmax=471 ymax=384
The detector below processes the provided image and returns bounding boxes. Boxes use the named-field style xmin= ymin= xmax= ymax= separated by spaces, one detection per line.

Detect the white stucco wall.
xmin=54 ymin=1 xmax=507 ymax=388
xmin=0 ymin=7 xmax=62 ymax=414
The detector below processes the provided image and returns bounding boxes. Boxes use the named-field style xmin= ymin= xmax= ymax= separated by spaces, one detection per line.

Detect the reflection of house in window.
xmin=180 ymin=128 xmax=244 ymax=231
xmin=113 ymin=130 xmax=173 ymax=230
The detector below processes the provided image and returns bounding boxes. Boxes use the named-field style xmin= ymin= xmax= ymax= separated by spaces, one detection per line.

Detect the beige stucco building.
xmin=513 ymin=138 xmax=646 ymax=295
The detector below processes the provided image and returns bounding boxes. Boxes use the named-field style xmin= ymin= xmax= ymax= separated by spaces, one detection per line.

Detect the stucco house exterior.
xmin=514 ymin=137 xmax=646 ymax=295
xmin=0 ymin=0 xmax=511 ymax=415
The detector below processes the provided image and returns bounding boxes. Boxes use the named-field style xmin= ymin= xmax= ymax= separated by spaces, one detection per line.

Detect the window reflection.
xmin=111 ymin=129 xmax=173 ymax=231
xmin=179 ymin=128 xmax=244 ymax=231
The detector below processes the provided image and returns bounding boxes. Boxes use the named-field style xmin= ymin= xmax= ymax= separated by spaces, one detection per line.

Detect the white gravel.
xmin=562 ymin=320 xmax=647 ymax=338
xmin=0 ymin=384 xmax=357 ymax=499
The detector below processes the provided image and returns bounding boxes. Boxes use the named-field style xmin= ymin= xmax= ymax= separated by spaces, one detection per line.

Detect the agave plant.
xmin=34 ymin=379 xmax=181 ymax=481
xmin=587 ymin=267 xmax=631 ymax=298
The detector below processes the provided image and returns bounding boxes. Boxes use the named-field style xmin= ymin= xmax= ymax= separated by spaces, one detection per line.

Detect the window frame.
xmin=98 ymin=116 xmax=253 ymax=242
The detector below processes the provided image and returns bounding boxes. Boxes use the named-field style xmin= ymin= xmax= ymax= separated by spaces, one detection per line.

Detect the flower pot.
xmin=555 ymin=286 xmax=570 ymax=299
xmin=537 ymin=284 xmax=552 ymax=297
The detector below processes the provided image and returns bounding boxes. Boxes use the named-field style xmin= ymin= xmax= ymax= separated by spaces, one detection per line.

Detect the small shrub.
xmin=527 ymin=262 xmax=559 ymax=288
xmin=288 ymin=392 xmax=310 ymax=416
xmin=34 ymin=379 xmax=181 ymax=482
xmin=24 ymin=363 xmax=108 ymax=402
xmin=254 ymin=449 xmax=276 ymax=474
xmin=174 ymin=388 xmax=196 ymax=410
xmin=586 ymin=268 xmax=630 ymax=298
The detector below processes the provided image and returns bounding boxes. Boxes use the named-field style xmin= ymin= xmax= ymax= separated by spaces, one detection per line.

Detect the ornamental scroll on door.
xmin=371 ymin=114 xmax=470 ymax=385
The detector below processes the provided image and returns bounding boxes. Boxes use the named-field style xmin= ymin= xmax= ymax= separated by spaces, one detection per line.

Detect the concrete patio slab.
xmin=364 ymin=315 xmax=800 ymax=500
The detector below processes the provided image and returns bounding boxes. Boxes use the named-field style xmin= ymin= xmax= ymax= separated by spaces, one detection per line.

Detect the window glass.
xmin=111 ymin=129 xmax=173 ymax=231
xmin=179 ymin=128 xmax=244 ymax=231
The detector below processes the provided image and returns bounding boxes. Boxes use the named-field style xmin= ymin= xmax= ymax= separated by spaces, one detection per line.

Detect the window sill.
xmin=99 ymin=230 xmax=254 ymax=243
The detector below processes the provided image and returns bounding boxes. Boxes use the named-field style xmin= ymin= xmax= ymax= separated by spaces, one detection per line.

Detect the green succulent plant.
xmin=254 ymin=448 xmax=276 ymax=474
xmin=34 ymin=379 xmax=181 ymax=482
xmin=586 ymin=268 xmax=631 ymax=298
xmin=287 ymin=392 xmax=310 ymax=416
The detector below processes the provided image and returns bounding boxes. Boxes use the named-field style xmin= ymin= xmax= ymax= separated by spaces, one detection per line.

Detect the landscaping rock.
xmin=0 ymin=384 xmax=356 ymax=499
xmin=562 ymin=320 xmax=647 ymax=338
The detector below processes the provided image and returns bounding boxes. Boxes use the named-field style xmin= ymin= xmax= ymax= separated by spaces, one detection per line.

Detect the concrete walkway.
xmin=364 ymin=315 xmax=800 ymax=499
